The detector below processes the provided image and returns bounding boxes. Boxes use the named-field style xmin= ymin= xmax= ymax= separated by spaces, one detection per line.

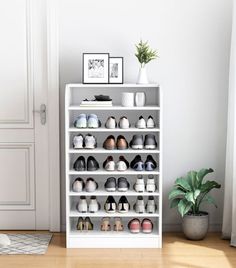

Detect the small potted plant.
xmin=135 ymin=40 xmax=158 ymax=84
xmin=168 ymin=168 xmax=221 ymax=240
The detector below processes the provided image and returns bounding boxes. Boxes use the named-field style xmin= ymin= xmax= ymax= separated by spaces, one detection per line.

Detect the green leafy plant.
xmin=135 ymin=40 xmax=158 ymax=68
xmin=168 ymin=168 xmax=221 ymax=217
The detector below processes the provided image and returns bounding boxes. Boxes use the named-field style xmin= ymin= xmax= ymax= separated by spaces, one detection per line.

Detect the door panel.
xmin=0 ymin=143 xmax=34 ymax=210
xmin=0 ymin=0 xmax=33 ymax=128
xmin=0 ymin=0 xmax=50 ymax=230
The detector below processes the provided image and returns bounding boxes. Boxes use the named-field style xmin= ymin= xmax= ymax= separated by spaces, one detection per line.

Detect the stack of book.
xmin=80 ymin=100 xmax=113 ymax=107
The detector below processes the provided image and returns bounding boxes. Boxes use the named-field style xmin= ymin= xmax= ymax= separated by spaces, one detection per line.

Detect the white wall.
xmin=59 ymin=0 xmax=232 ymax=231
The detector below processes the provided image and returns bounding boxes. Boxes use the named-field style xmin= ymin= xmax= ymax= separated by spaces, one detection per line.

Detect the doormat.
xmin=0 ymin=234 xmax=52 ymax=255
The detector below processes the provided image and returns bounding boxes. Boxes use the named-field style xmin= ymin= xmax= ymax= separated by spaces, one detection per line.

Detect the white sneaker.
xmin=84 ymin=134 xmax=97 ymax=149
xmin=72 ymin=178 xmax=84 ymax=192
xmin=135 ymin=116 xmax=146 ymax=129
xmin=146 ymin=175 xmax=156 ymax=192
xmin=88 ymin=196 xmax=100 ymax=213
xmin=73 ymin=134 xmax=83 ymax=149
xmin=134 ymin=175 xmax=145 ymax=192
xmin=103 ymin=156 xmax=116 ymax=171
xmin=105 ymin=116 xmax=117 ymax=129
xmin=146 ymin=116 xmax=155 ymax=128
xmin=134 ymin=196 xmax=145 ymax=213
xmin=117 ymin=156 xmax=129 ymax=171
xmin=146 ymin=196 xmax=156 ymax=213
xmin=76 ymin=196 xmax=87 ymax=213
xmin=119 ymin=116 xmax=130 ymax=129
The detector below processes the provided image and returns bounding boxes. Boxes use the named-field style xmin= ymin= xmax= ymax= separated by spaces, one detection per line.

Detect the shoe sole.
xmin=105 ymin=188 xmax=116 ymax=192
xmin=87 ymin=167 xmax=98 ymax=171
xmin=118 ymin=188 xmax=128 ymax=192
xmin=142 ymin=230 xmax=153 ymax=233
xmin=130 ymin=230 xmax=140 ymax=233
xmin=74 ymin=168 xmax=86 ymax=171
xmin=84 ymin=146 xmax=95 ymax=149
xmin=144 ymin=145 xmax=157 ymax=149
xmin=131 ymin=145 xmax=144 ymax=149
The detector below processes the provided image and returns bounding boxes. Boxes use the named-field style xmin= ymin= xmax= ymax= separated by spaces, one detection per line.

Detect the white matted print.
xmin=109 ymin=57 xmax=123 ymax=84
xmin=83 ymin=53 xmax=109 ymax=84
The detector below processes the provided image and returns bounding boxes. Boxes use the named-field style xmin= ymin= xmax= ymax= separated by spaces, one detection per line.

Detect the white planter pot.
xmin=137 ymin=67 xmax=148 ymax=84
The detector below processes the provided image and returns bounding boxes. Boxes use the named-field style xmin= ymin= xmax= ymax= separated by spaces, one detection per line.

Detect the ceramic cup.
xmin=121 ymin=92 xmax=134 ymax=107
xmin=135 ymin=92 xmax=146 ymax=107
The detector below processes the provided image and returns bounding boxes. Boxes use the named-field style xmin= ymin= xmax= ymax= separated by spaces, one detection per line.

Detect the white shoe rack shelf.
xmin=65 ymin=84 xmax=162 ymax=248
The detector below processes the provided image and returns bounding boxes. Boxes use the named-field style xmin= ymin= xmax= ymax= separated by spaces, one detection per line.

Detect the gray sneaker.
xmin=117 ymin=177 xmax=130 ymax=192
xmin=144 ymin=134 xmax=157 ymax=149
xmin=129 ymin=135 xmax=144 ymax=149
xmin=104 ymin=177 xmax=116 ymax=192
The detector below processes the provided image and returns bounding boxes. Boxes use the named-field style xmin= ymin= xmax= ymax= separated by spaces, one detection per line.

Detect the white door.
xmin=0 ymin=0 xmax=51 ymax=229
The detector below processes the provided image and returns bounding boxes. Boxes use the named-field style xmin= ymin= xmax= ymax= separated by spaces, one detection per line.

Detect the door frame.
xmin=46 ymin=0 xmax=60 ymax=232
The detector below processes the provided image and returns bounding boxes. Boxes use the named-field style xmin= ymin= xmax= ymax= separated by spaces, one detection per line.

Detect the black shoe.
xmin=73 ymin=156 xmax=86 ymax=171
xmin=145 ymin=155 xmax=157 ymax=171
xmin=118 ymin=196 xmax=130 ymax=213
xmin=104 ymin=196 xmax=117 ymax=213
xmin=130 ymin=155 xmax=144 ymax=171
xmin=87 ymin=156 xmax=99 ymax=171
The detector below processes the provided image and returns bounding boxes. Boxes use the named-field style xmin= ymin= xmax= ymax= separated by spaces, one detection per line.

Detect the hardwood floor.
xmin=0 ymin=232 xmax=235 ymax=268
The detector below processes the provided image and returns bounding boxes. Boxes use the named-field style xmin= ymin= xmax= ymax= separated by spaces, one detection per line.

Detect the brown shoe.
xmin=116 ymin=135 xmax=128 ymax=150
xmin=103 ymin=135 xmax=116 ymax=150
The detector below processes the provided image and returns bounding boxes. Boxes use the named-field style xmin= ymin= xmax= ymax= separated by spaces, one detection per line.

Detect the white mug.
xmin=121 ymin=92 xmax=134 ymax=107
xmin=135 ymin=92 xmax=146 ymax=107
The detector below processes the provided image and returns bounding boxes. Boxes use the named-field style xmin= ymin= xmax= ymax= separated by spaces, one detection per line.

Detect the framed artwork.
xmin=83 ymin=53 xmax=109 ymax=84
xmin=109 ymin=57 xmax=124 ymax=84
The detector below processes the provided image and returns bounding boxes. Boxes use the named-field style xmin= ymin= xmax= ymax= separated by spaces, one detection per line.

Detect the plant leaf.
xmin=197 ymin=168 xmax=214 ymax=186
xmin=202 ymin=195 xmax=217 ymax=208
xmin=178 ymin=199 xmax=192 ymax=217
xmin=186 ymin=171 xmax=197 ymax=190
xmin=194 ymin=189 xmax=201 ymax=200
xmin=185 ymin=192 xmax=195 ymax=204
xmin=170 ymin=198 xmax=181 ymax=208
xmin=168 ymin=189 xmax=185 ymax=200
xmin=200 ymin=180 xmax=221 ymax=193
xmin=175 ymin=177 xmax=192 ymax=192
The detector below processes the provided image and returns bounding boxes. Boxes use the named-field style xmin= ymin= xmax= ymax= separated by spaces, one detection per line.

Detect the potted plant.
xmin=135 ymin=40 xmax=158 ymax=84
xmin=168 ymin=168 xmax=221 ymax=240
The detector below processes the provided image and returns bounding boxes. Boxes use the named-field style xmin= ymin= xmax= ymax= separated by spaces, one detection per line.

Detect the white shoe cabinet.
xmin=65 ymin=84 xmax=162 ymax=248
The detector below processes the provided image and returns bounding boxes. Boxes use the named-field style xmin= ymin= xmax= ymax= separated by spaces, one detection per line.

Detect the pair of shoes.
xmin=103 ymin=135 xmax=128 ymax=150
xmin=72 ymin=177 xmax=98 ymax=193
xmin=73 ymin=134 xmax=97 ymax=149
xmin=133 ymin=196 xmax=157 ymax=214
xmin=104 ymin=177 xmax=130 ymax=192
xmin=130 ymin=155 xmax=157 ymax=171
xmin=77 ymin=217 xmax=93 ymax=231
xmin=101 ymin=217 xmax=124 ymax=231
xmin=76 ymin=196 xmax=100 ymax=213
xmin=105 ymin=116 xmax=130 ymax=129
xmin=128 ymin=218 xmax=153 ymax=234
xmin=74 ymin=114 xmax=101 ymax=128
xmin=134 ymin=175 xmax=157 ymax=193
xmin=103 ymin=156 xmax=129 ymax=171
xmin=135 ymin=116 xmax=155 ymax=129
xmin=130 ymin=134 xmax=157 ymax=150
xmin=73 ymin=156 xmax=99 ymax=171
xmin=105 ymin=196 xmax=130 ymax=213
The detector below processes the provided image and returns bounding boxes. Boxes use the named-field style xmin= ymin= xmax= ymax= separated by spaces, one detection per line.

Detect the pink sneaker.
xmin=128 ymin=218 xmax=140 ymax=233
xmin=141 ymin=218 xmax=153 ymax=233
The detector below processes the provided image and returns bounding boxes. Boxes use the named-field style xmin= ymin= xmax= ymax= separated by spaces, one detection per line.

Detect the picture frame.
xmin=83 ymin=53 xmax=109 ymax=84
xmin=109 ymin=57 xmax=124 ymax=84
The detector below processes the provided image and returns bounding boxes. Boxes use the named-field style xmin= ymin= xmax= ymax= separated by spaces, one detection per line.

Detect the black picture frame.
xmin=82 ymin=53 xmax=110 ymax=84
xmin=109 ymin=57 xmax=124 ymax=84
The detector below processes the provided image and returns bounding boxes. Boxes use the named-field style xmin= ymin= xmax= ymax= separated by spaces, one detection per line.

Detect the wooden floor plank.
xmin=0 ymin=232 xmax=235 ymax=268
